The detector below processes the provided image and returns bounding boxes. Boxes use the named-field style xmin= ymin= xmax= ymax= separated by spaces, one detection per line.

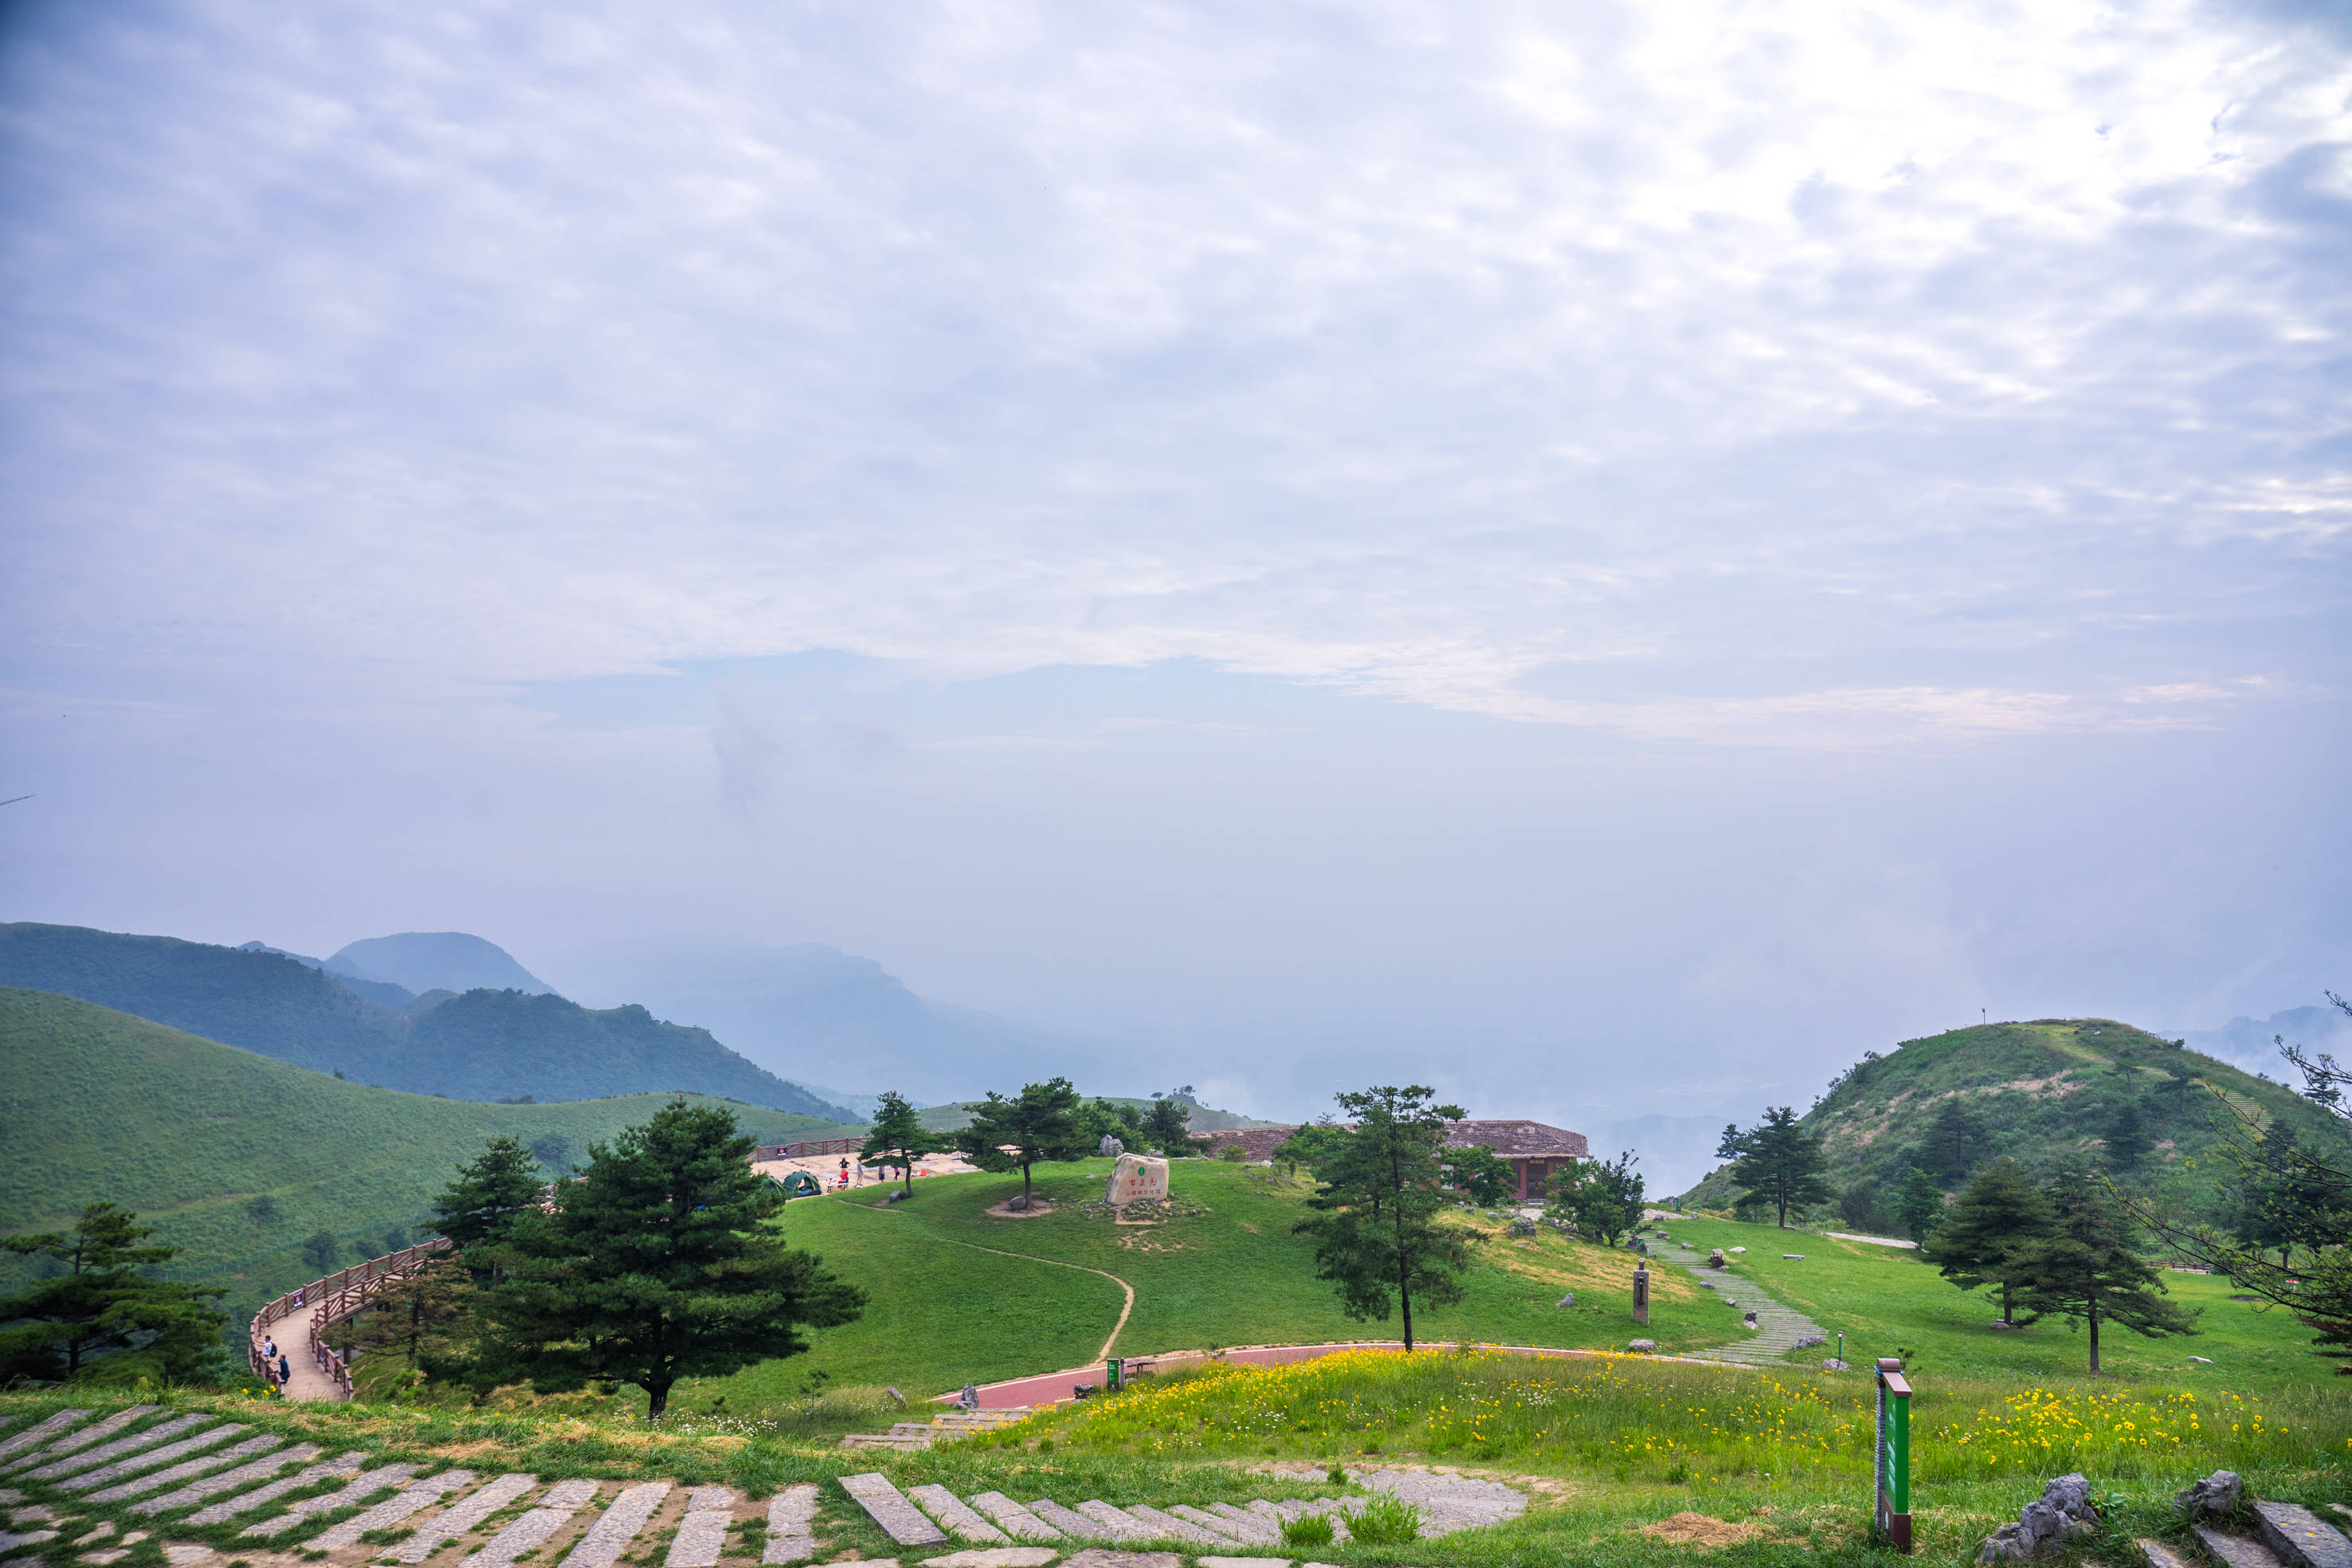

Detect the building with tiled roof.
xmin=1190 ymin=1117 xmax=1586 ymax=1201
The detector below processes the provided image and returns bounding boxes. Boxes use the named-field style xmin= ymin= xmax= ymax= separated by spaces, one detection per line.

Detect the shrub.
xmin=1280 ymin=1513 xmax=1336 ymax=1550
xmin=1349 ymin=1494 xmax=1423 ymax=1545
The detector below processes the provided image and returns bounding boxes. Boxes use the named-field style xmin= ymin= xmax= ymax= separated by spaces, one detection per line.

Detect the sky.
xmin=2 ymin=0 xmax=2347 ymax=1135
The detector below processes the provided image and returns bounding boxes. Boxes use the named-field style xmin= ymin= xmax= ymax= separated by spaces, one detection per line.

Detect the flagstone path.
xmin=0 ymin=1405 xmax=1529 ymax=1568
xmin=1648 ymin=1233 xmax=1826 ymax=1366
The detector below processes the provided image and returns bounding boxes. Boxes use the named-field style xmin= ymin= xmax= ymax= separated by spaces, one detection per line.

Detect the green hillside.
xmin=680 ymin=1158 xmax=1723 ymax=1408
xmin=0 ymin=988 xmax=837 ymax=1312
xmin=1679 ymin=1017 xmax=2347 ymax=1232
xmin=0 ymin=923 xmax=853 ymax=1119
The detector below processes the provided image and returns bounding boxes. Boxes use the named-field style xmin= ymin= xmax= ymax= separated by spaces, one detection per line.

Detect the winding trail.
xmin=841 ymin=1198 xmax=1137 ymax=1363
xmin=1649 ymin=1232 xmax=1827 ymax=1366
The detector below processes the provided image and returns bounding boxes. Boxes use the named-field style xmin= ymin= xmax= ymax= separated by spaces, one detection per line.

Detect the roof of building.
xmin=1186 ymin=1118 xmax=1586 ymax=1162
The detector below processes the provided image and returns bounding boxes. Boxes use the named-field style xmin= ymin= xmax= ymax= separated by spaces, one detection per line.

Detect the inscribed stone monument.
xmin=1103 ymin=1152 xmax=1170 ymax=1209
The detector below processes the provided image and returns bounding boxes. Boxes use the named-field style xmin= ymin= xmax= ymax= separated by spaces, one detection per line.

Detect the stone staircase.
xmin=840 ymin=1408 xmax=1036 ymax=1451
xmin=1649 ymin=1233 xmax=1828 ymax=1366
xmin=0 ymin=1405 xmax=1528 ymax=1568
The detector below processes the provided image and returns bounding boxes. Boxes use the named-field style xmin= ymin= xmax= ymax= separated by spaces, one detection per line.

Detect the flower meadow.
xmin=1009 ymin=1348 xmax=2346 ymax=1488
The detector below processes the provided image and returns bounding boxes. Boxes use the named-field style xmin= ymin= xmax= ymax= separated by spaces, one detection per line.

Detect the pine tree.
xmin=1893 ymin=1167 xmax=1946 ymax=1243
xmin=1726 ymin=1107 xmax=1833 ymax=1227
xmin=954 ymin=1078 xmax=1090 ymax=1205
xmin=1293 ymin=1085 xmax=1480 ymax=1350
xmin=860 ymin=1091 xmax=938 ymax=1197
xmin=1921 ymin=1157 xmax=2054 ymax=1326
xmin=2012 ymin=1162 xmax=2197 ymax=1374
xmin=347 ymin=1256 xmax=476 ymax=1373
xmin=1917 ymin=1097 xmax=1989 ymax=1182
xmin=481 ymin=1097 xmax=864 ymax=1419
xmin=0 ymin=1203 xmax=228 ymax=1382
xmin=2104 ymin=1102 xmax=2154 ymax=1170
xmin=432 ymin=1135 xmax=547 ymax=1266
xmin=1141 ymin=1094 xmax=1193 ymax=1153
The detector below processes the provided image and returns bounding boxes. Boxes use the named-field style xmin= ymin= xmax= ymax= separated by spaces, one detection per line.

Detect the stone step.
xmin=2256 ymin=1502 xmax=2352 ymax=1568
xmin=967 ymin=1492 xmax=1063 ymax=1543
xmin=135 ymin=1443 xmax=324 ymax=1515
xmin=906 ymin=1484 xmax=1006 ymax=1544
xmin=560 ymin=1480 xmax=670 ymax=1568
xmin=19 ymin=1413 xmax=206 ymax=1481
xmin=311 ymin=1470 xmax=479 ymax=1550
xmin=839 ymin=1474 xmax=947 ymax=1547
xmin=61 ymin=1424 xmax=247 ymax=1492
xmin=186 ymin=1452 xmax=363 ymax=1526
xmin=2199 ymin=1526 xmax=2287 ymax=1568
xmin=240 ymin=1461 xmax=418 ymax=1536
xmin=762 ymin=1482 xmax=818 ymax=1566
xmin=90 ymin=1434 xmax=287 ymax=1503
xmin=1025 ymin=1499 xmax=1113 ymax=1540
xmin=1198 ymin=1503 xmax=1281 ymax=1543
xmin=0 ymin=1411 xmax=95 ymax=1463
xmin=465 ymin=1477 xmax=602 ymax=1568
xmin=663 ymin=1485 xmax=739 ymax=1568
xmin=1122 ymin=1504 xmax=1222 ymax=1544
xmin=389 ymin=1472 xmax=541 ymax=1562
xmin=1073 ymin=1501 xmax=1155 ymax=1542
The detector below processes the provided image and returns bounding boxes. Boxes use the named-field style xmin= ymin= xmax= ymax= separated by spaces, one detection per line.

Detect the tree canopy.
xmin=480 ymin=1096 xmax=864 ymax=1418
xmin=1140 ymin=1095 xmax=1193 ymax=1152
xmin=0 ymin=1203 xmax=228 ymax=1384
xmin=860 ymin=1091 xmax=939 ymax=1197
xmin=1891 ymin=1167 xmax=1946 ymax=1244
xmin=1724 ymin=1107 xmax=1833 ymax=1227
xmin=954 ymin=1078 xmax=1091 ymax=1205
xmin=1293 ymin=1085 xmax=1480 ymax=1350
xmin=2013 ymin=1162 xmax=2197 ymax=1374
xmin=1548 ymin=1151 xmax=1645 ymax=1246
xmin=433 ymin=1135 xmax=547 ymax=1260
xmin=1920 ymin=1156 xmax=2054 ymax=1327
xmin=1445 ymin=1144 xmax=1519 ymax=1208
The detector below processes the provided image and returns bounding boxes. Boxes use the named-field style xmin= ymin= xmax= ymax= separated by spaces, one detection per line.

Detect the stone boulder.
xmin=2175 ymin=1471 xmax=2242 ymax=1520
xmin=1626 ymin=1339 xmax=1658 ymax=1354
xmin=1978 ymin=1474 xmax=2098 ymax=1562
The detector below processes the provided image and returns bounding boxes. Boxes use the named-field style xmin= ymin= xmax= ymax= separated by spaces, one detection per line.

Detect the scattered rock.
xmin=1783 ymin=1254 xmax=1804 ymax=1260
xmin=1821 ymin=1358 xmax=1848 ymax=1371
xmin=1980 ymin=1473 xmax=2098 ymax=1562
xmin=2188 ymin=1356 xmax=2213 ymax=1364
xmin=1707 ymin=1250 xmax=1728 ymax=1268
xmin=1795 ymin=1335 xmax=1826 ymax=1350
xmin=1556 ymin=1294 xmax=1574 ymax=1307
xmin=1005 ymin=1196 xmax=1027 ymax=1212
xmin=1626 ymin=1339 xmax=1658 ymax=1354
xmin=2176 ymin=1471 xmax=2243 ymax=1521
xmin=1507 ymin=1217 xmax=1535 ymax=1237
xmin=1729 ymin=1246 xmax=1746 ymax=1253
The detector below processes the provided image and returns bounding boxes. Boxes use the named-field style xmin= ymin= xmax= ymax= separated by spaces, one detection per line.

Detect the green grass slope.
xmin=686 ymin=1159 xmax=1727 ymax=1408
xmin=0 ymin=987 xmax=836 ymax=1311
xmin=0 ymin=922 xmax=853 ymax=1119
xmin=1680 ymin=1017 xmax=2346 ymax=1230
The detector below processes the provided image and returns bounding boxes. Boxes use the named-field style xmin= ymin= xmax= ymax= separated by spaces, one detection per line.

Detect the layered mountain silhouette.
xmin=0 ymin=923 xmax=854 ymax=1119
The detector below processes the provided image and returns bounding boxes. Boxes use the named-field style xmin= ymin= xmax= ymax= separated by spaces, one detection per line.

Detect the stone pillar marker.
xmin=1632 ymin=1267 xmax=1651 ymax=1326
xmin=1103 ymin=1153 xmax=1170 ymax=1209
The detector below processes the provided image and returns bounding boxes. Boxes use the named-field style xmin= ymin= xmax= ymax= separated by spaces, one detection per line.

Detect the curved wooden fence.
xmin=249 ymin=1237 xmax=453 ymax=1399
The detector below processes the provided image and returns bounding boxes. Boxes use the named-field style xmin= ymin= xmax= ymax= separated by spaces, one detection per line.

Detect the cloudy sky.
xmin=2 ymin=0 xmax=2346 ymax=1129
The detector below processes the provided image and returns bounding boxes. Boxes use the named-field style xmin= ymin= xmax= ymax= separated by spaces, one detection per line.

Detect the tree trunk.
xmin=1999 ymin=1280 xmax=2013 ymax=1327
xmin=903 ymin=1154 xmax=915 ymax=1198
xmin=1021 ymin=1161 xmax=1033 ymax=1204
xmin=1399 ymin=1268 xmax=1415 ymax=1353
xmin=647 ymin=1378 xmax=673 ymax=1420
xmin=2087 ymin=1299 xmax=2101 ymax=1375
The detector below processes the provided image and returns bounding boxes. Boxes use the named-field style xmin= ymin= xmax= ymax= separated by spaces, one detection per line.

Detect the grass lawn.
xmin=1657 ymin=1217 xmax=2341 ymax=1398
xmin=681 ymin=1159 xmax=1728 ymax=1415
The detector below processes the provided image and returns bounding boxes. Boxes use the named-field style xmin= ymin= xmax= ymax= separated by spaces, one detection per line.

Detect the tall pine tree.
xmin=0 ymin=1204 xmax=228 ymax=1383
xmin=860 ymin=1091 xmax=938 ymax=1198
xmin=1921 ymin=1156 xmax=2054 ymax=1326
xmin=1293 ymin=1085 xmax=1480 ymax=1350
xmin=1726 ymin=1107 xmax=1833 ymax=1227
xmin=2013 ymin=1162 xmax=2197 ymax=1374
xmin=954 ymin=1078 xmax=1090 ymax=1205
xmin=482 ymin=1097 xmax=864 ymax=1418
xmin=433 ymin=1135 xmax=547 ymax=1266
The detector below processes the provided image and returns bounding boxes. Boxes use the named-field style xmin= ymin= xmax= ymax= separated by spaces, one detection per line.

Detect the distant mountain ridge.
xmin=1676 ymin=1017 xmax=2350 ymax=1235
xmin=327 ymin=931 xmax=554 ymax=997
xmin=546 ymin=935 xmax=1115 ymax=1106
xmin=0 ymin=987 xmax=838 ymax=1309
xmin=0 ymin=923 xmax=856 ymax=1120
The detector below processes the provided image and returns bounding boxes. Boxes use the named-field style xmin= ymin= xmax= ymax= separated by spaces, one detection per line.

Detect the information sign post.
xmin=1874 ymin=1357 xmax=1912 ymax=1551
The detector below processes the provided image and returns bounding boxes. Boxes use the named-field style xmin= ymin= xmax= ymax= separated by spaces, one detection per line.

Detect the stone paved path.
xmin=1651 ymin=1233 xmax=1826 ymax=1366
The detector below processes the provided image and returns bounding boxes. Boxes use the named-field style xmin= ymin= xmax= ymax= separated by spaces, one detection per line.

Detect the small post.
xmin=1106 ymin=1357 xmax=1123 ymax=1392
xmin=1632 ymin=1267 xmax=1651 ymax=1327
xmin=1875 ymin=1357 xmax=1912 ymax=1552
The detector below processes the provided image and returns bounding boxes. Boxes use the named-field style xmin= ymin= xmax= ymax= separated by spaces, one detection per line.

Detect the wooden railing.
xmin=249 ymin=1238 xmax=453 ymax=1399
xmin=754 ymin=1137 xmax=867 ymax=1160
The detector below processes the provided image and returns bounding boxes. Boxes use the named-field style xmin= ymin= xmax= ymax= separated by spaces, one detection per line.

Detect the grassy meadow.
xmin=1658 ymin=1217 xmax=2338 ymax=1395
xmin=680 ymin=1158 xmax=1721 ymax=1411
